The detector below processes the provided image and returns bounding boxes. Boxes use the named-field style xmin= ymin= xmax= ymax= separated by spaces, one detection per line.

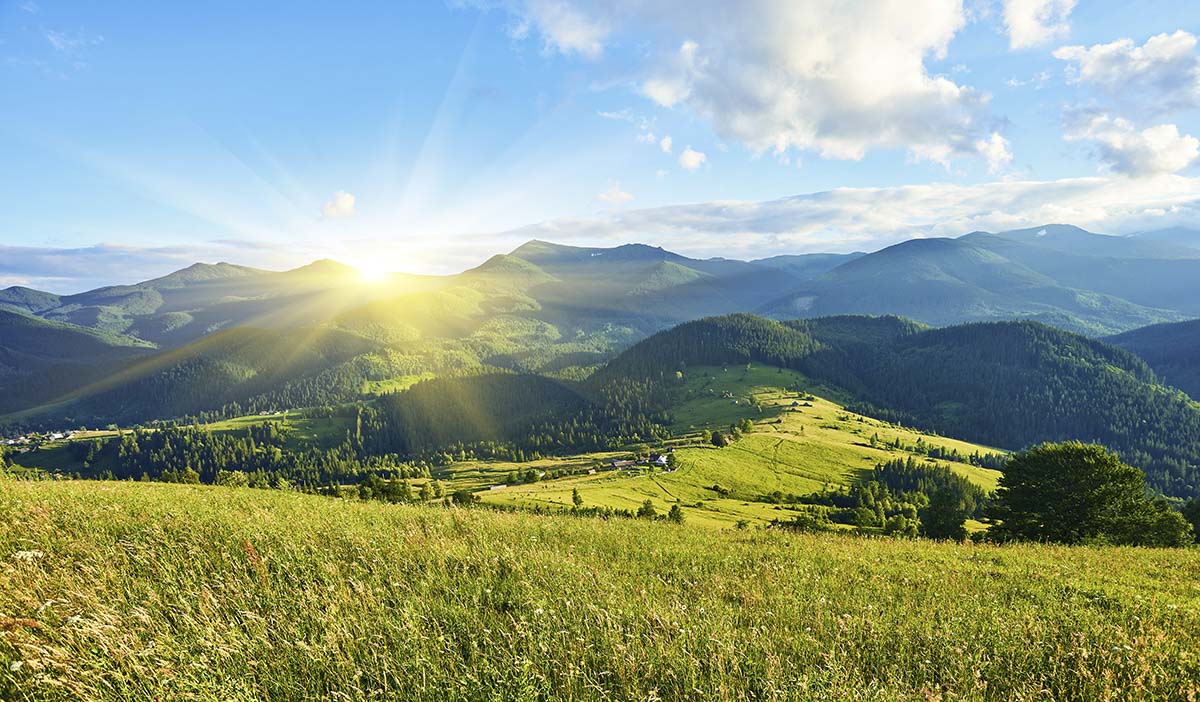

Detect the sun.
xmin=355 ymin=262 xmax=391 ymax=284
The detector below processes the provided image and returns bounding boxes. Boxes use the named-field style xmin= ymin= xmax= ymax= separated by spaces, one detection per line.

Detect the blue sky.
xmin=2 ymin=0 xmax=1199 ymax=291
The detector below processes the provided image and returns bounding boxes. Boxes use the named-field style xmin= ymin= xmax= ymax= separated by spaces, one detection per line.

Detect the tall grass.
xmin=2 ymin=480 xmax=1197 ymax=701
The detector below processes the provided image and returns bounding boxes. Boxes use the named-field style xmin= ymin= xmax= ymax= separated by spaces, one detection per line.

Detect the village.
xmin=1 ymin=429 xmax=79 ymax=451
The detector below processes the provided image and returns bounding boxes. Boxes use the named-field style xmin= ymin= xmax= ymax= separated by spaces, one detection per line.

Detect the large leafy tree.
xmin=920 ymin=488 xmax=968 ymax=541
xmin=990 ymin=442 xmax=1192 ymax=547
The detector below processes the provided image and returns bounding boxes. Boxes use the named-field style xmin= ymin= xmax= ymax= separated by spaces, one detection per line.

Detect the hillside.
xmin=1 ymin=480 xmax=1197 ymax=700
xmin=0 ymin=312 xmax=155 ymax=415
xmin=603 ymin=314 xmax=1200 ymax=498
xmin=479 ymin=364 xmax=1002 ymax=528
xmin=1107 ymin=319 xmax=1200 ymax=401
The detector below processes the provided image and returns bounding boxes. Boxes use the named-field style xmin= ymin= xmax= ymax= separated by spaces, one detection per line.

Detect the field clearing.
xmin=1 ymin=480 xmax=1197 ymax=701
xmin=204 ymin=411 xmax=352 ymax=450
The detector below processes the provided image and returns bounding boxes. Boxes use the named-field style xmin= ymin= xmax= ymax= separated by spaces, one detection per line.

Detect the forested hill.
xmin=599 ymin=314 xmax=1200 ymax=498
xmin=1106 ymin=319 xmax=1200 ymax=401
xmin=0 ymin=311 xmax=156 ymax=415
xmin=593 ymin=313 xmax=822 ymax=381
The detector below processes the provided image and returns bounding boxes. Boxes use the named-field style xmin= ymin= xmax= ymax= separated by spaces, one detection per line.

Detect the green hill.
xmin=1 ymin=480 xmax=1196 ymax=700
xmin=18 ymin=325 xmax=379 ymax=425
xmin=1107 ymin=319 xmax=1200 ymax=401
xmin=603 ymin=314 xmax=1200 ymax=498
xmin=0 ymin=311 xmax=154 ymax=415
xmin=0 ymin=286 xmax=61 ymax=315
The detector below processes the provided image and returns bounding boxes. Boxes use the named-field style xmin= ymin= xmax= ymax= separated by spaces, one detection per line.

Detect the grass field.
xmin=203 ymin=411 xmax=353 ymax=450
xmin=1 ymin=480 xmax=1197 ymax=701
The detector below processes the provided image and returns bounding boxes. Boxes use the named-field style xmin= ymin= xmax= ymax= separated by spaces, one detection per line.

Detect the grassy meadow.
xmin=2 ymin=480 xmax=1198 ymax=701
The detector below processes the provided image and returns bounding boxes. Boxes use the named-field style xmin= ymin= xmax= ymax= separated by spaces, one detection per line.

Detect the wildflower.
xmin=534 ymin=608 xmax=544 ymax=615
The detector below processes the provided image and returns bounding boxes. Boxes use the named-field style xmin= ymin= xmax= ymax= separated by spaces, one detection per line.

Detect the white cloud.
xmin=496 ymin=1 xmax=1000 ymax=168
xmin=597 ymin=108 xmax=634 ymax=122
xmin=637 ymin=131 xmax=657 ymax=143
xmin=976 ymin=132 xmax=1013 ymax=173
xmin=321 ymin=191 xmax=357 ymax=219
xmin=679 ymin=147 xmax=706 ymax=171
xmin=596 ymin=182 xmax=634 ymax=204
xmin=508 ymin=0 xmax=609 ymax=58
xmin=500 ymin=175 xmax=1200 ymax=259
xmin=1002 ymin=0 xmax=1076 ymax=50
xmin=45 ymin=29 xmax=103 ymax=55
xmin=1054 ymin=31 xmax=1200 ymax=111
xmin=1066 ymin=114 xmax=1199 ymax=176
xmin=659 ymin=135 xmax=673 ymax=153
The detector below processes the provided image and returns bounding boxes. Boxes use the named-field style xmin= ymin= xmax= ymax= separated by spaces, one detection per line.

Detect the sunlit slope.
xmin=602 ymin=313 xmax=1200 ymax=499
xmin=480 ymin=365 xmax=1001 ymax=528
xmin=2 ymin=480 xmax=1196 ymax=701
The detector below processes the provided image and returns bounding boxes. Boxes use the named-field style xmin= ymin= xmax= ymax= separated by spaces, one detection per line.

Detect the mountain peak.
xmin=145 ymin=261 xmax=265 ymax=287
xmin=283 ymin=259 xmax=359 ymax=277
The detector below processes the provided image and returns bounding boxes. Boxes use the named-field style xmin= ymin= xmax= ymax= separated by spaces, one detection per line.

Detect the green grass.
xmin=203 ymin=411 xmax=352 ymax=450
xmin=1 ymin=480 xmax=1197 ymax=701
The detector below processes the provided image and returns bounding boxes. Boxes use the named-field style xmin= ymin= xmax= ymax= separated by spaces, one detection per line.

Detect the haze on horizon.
xmin=3 ymin=0 xmax=1199 ymax=292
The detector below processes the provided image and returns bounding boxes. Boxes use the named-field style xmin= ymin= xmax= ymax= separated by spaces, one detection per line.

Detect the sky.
xmin=2 ymin=0 xmax=1199 ymax=292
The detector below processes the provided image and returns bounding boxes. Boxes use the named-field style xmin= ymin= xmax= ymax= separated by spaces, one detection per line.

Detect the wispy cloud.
xmin=321 ymin=191 xmax=357 ymax=219
xmin=501 ymin=175 xmax=1200 ymax=259
xmin=45 ymin=29 xmax=103 ymax=56
xmin=596 ymin=182 xmax=633 ymax=205
xmin=12 ymin=174 xmax=1200 ymax=292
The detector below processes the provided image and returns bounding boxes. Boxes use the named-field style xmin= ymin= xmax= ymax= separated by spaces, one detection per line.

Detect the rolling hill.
xmin=604 ymin=313 xmax=1200 ymax=498
xmin=1107 ymin=318 xmax=1200 ymax=401
xmin=0 ymin=311 xmax=154 ymax=415
xmin=7 ymin=226 xmax=1200 ymax=439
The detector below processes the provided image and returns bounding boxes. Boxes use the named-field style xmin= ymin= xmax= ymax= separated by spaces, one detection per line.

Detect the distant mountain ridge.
xmin=5 ymin=224 xmax=1200 ymax=431
xmin=761 ymin=225 xmax=1199 ymax=335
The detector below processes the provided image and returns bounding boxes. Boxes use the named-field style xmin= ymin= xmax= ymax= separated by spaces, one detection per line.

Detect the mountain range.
xmin=2 ymin=223 xmax=1199 ymax=428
